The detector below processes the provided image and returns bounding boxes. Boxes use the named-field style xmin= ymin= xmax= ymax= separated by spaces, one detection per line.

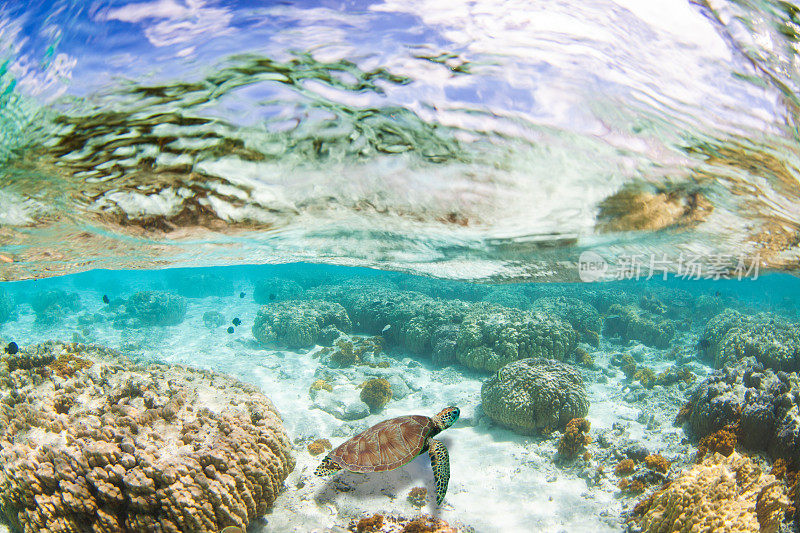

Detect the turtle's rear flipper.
xmin=314 ymin=455 xmax=342 ymax=477
xmin=428 ymin=438 xmax=450 ymax=505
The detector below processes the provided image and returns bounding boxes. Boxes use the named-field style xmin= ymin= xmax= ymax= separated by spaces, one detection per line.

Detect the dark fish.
xmin=5 ymin=342 xmax=18 ymax=355
xmin=269 ymin=293 xmax=276 ymax=300
xmin=232 ymin=317 xmax=241 ymax=326
xmin=227 ymin=326 xmax=234 ymax=334
xmin=239 ymin=292 xmax=245 ymax=298
xmin=102 ymin=294 xmax=110 ymax=304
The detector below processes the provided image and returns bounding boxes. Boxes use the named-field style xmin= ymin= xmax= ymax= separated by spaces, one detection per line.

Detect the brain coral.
xmin=456 ymin=305 xmax=578 ymax=372
xmin=125 ymin=290 xmax=187 ymax=326
xmin=531 ymin=296 xmax=601 ymax=347
xmin=252 ymin=278 xmax=304 ymax=304
xmin=0 ymin=341 xmax=294 ymax=533
xmin=700 ymin=310 xmax=800 ymax=371
xmin=481 ymin=358 xmax=588 ymax=434
xmin=633 ymin=452 xmax=789 ymax=533
xmin=603 ymin=303 xmax=675 ymax=349
xmin=252 ymin=299 xmax=351 ymax=348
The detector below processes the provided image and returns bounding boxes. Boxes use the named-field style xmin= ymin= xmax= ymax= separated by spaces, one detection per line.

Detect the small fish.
xmin=227 ymin=326 xmax=234 ymax=334
xmin=232 ymin=317 xmax=241 ymax=326
xmin=239 ymin=292 xmax=245 ymax=299
xmin=381 ymin=324 xmax=391 ymax=333
xmin=102 ymin=295 xmax=110 ymax=304
xmin=5 ymin=342 xmax=18 ymax=355
xmin=269 ymin=293 xmax=277 ymax=301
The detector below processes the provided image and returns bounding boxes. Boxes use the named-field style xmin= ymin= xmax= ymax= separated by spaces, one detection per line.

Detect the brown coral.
xmin=618 ymin=478 xmax=645 ymax=494
xmin=0 ymin=341 xmax=294 ymax=533
xmin=307 ymin=438 xmax=332 ymax=456
xmin=356 ymin=514 xmax=385 ymax=532
xmin=359 ymin=378 xmax=392 ymax=412
xmin=615 ymin=459 xmax=636 ymax=476
xmin=407 ymin=486 xmax=428 ymax=508
xmin=48 ymin=351 xmax=93 ymax=377
xmin=309 ymin=379 xmax=333 ymax=396
xmin=644 ymin=454 xmax=670 ymax=474
xmin=558 ymin=418 xmax=591 ymax=459
xmin=633 ymin=452 xmax=789 ymax=533
xmin=697 ymin=427 xmax=737 ymax=460
xmin=633 ymin=367 xmax=656 ymax=388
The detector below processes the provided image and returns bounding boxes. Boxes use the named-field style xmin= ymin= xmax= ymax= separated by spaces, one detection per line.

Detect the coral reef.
xmin=633 ymin=367 xmax=657 ymax=388
xmin=687 ymin=361 xmax=800 ymax=464
xmin=615 ymin=459 xmax=636 ymax=476
xmin=696 ymin=428 xmax=738 ymax=460
xmin=481 ymin=358 xmax=588 ymax=434
xmin=456 ymin=305 xmax=578 ymax=372
xmin=349 ymin=514 xmax=459 ymax=533
xmin=699 ymin=310 xmax=800 ymax=371
xmin=253 ymin=278 xmax=304 ymax=304
xmin=252 ymin=300 xmax=351 ymax=348
xmin=0 ymin=341 xmax=294 ymax=532
xmin=124 ymin=290 xmax=187 ymax=326
xmin=307 ymin=439 xmax=332 ymax=456
xmin=407 ymin=487 xmax=427 ymax=508
xmin=632 ymin=452 xmax=789 ymax=533
xmin=610 ymin=352 xmax=638 ymax=379
xmin=603 ymin=303 xmax=675 ymax=349
xmin=558 ymin=418 xmax=591 ymax=459
xmin=644 ymin=454 xmax=671 ymax=474
xmin=618 ymin=478 xmax=645 ymax=495
xmin=202 ymin=310 xmax=225 ymax=328
xmin=321 ymin=336 xmax=384 ymax=368
xmin=359 ymin=378 xmax=392 ymax=412
xmin=656 ymin=365 xmax=696 ymax=387
xmin=481 ymin=287 xmax=531 ymax=309
xmin=531 ymin=296 xmax=602 ymax=347
xmin=309 ymin=379 xmax=333 ymax=396
xmin=0 ymin=289 xmax=16 ymax=324
xmin=30 ymin=289 xmax=81 ymax=324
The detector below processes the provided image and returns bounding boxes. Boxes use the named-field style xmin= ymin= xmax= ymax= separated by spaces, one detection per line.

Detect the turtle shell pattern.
xmin=329 ymin=415 xmax=433 ymax=473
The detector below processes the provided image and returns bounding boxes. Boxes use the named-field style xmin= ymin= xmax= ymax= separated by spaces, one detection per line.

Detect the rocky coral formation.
xmin=252 ymin=300 xmax=351 ymax=348
xmin=124 ymin=290 xmax=187 ymax=327
xmin=603 ymin=303 xmax=675 ymax=349
xmin=0 ymin=289 xmax=16 ymax=324
xmin=252 ymin=278 xmax=304 ymax=304
xmin=321 ymin=336 xmax=383 ymax=368
xmin=307 ymin=439 xmax=332 ymax=456
xmin=531 ymin=296 xmax=601 ymax=347
xmin=699 ymin=310 xmax=800 ymax=371
xmin=350 ymin=514 xmax=459 ymax=533
xmin=644 ymin=454 xmax=671 ymax=474
xmin=481 ymin=358 xmax=588 ymax=434
xmin=168 ymin=271 xmax=234 ymax=298
xmin=632 ymin=452 xmax=789 ymax=533
xmin=359 ymin=378 xmax=392 ymax=413
xmin=0 ymin=341 xmax=294 ymax=532
xmin=558 ymin=418 xmax=591 ymax=459
xmin=30 ymin=289 xmax=81 ymax=324
xmin=686 ymin=361 xmax=800 ymax=464
xmin=455 ymin=305 xmax=578 ymax=372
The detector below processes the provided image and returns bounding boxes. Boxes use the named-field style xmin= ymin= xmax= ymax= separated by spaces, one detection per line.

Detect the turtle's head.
xmin=434 ymin=406 xmax=460 ymax=431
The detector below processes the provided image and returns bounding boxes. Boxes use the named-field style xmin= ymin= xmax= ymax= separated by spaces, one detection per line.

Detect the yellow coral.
xmin=309 ymin=379 xmax=333 ymax=396
xmin=633 ymin=367 xmax=656 ymax=389
xmin=615 ymin=459 xmax=635 ymax=476
xmin=634 ymin=452 xmax=789 ymax=533
xmin=644 ymin=454 xmax=670 ymax=474
xmin=48 ymin=352 xmax=93 ymax=377
xmin=407 ymin=486 xmax=427 ymax=507
xmin=558 ymin=418 xmax=591 ymax=459
xmin=307 ymin=438 xmax=332 ymax=456
xmin=359 ymin=378 xmax=392 ymax=412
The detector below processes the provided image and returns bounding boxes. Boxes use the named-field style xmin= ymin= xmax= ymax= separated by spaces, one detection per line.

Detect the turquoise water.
xmin=0 ymin=265 xmax=799 ymax=532
xmin=1 ymin=1 xmax=800 ymax=532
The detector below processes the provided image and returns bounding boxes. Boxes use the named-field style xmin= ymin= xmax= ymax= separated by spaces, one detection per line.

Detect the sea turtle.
xmin=315 ymin=406 xmax=460 ymax=505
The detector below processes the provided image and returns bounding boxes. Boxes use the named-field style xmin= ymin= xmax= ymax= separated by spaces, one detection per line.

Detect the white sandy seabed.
xmin=0 ymin=287 xmax=703 ymax=533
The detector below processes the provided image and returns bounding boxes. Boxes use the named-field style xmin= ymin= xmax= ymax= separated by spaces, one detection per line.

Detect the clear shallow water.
xmin=0 ymin=0 xmax=799 ymax=281
xmin=0 ymin=265 xmax=798 ymax=532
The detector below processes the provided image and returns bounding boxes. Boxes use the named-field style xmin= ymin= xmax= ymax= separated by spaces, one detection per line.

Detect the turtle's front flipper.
xmin=314 ymin=455 xmax=342 ymax=477
xmin=428 ymin=438 xmax=450 ymax=505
